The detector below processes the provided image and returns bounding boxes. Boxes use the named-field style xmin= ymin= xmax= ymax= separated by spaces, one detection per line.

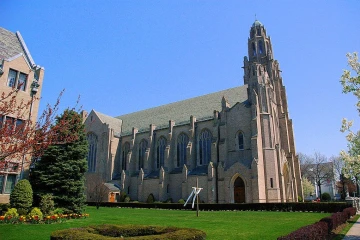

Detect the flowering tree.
xmin=0 ymin=87 xmax=80 ymax=174
xmin=340 ymin=52 xmax=360 ymax=181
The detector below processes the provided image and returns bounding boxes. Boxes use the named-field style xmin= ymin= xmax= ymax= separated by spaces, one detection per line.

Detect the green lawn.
xmin=0 ymin=207 xmax=329 ymax=240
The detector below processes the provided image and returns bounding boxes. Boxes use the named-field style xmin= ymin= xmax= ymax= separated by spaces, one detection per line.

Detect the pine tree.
xmin=30 ymin=110 xmax=88 ymax=213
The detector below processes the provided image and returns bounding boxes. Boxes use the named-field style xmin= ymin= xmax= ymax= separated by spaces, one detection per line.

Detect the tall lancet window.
xmin=258 ymin=40 xmax=264 ymax=54
xmin=238 ymin=131 xmax=244 ymax=150
xmin=177 ymin=133 xmax=189 ymax=167
xmin=199 ymin=129 xmax=212 ymax=165
xmin=252 ymin=42 xmax=256 ymax=56
xmin=138 ymin=140 xmax=148 ymax=170
xmin=157 ymin=137 xmax=166 ymax=169
xmin=122 ymin=142 xmax=130 ymax=171
xmin=87 ymin=133 xmax=98 ymax=172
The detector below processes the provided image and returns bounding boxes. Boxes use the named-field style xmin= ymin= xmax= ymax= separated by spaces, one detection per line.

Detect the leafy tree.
xmin=302 ymin=177 xmax=315 ymax=198
xmin=340 ymin=52 xmax=360 ymax=186
xmin=30 ymin=110 xmax=88 ymax=213
xmin=9 ymin=179 xmax=33 ymax=212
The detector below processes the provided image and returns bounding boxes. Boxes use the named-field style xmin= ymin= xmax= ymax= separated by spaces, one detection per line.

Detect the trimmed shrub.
xmin=298 ymin=195 xmax=303 ymax=202
xmin=146 ymin=193 xmax=155 ymax=203
xmin=321 ymin=192 xmax=331 ymax=201
xmin=10 ymin=179 xmax=33 ymax=212
xmin=124 ymin=196 xmax=131 ymax=203
xmin=17 ymin=208 xmax=28 ymax=216
xmin=53 ymin=208 xmax=65 ymax=215
xmin=4 ymin=208 xmax=19 ymax=218
xmin=40 ymin=194 xmax=55 ymax=215
xmin=178 ymin=199 xmax=185 ymax=204
xmin=278 ymin=221 xmax=328 ymax=240
xmin=28 ymin=207 xmax=43 ymax=220
xmin=51 ymin=224 xmax=206 ymax=240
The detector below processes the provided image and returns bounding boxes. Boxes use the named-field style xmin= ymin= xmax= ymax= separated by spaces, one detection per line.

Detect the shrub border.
xmin=86 ymin=202 xmax=352 ymax=213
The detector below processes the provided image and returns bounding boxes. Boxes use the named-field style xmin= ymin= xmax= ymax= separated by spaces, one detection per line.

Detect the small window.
xmin=0 ymin=175 xmax=4 ymax=194
xmin=7 ymin=69 xmax=28 ymax=91
xmin=7 ymin=69 xmax=17 ymax=88
xmin=4 ymin=174 xmax=16 ymax=194
xmin=270 ymin=178 xmax=274 ymax=188
xmin=238 ymin=132 xmax=244 ymax=150
xmin=17 ymin=73 xmax=27 ymax=91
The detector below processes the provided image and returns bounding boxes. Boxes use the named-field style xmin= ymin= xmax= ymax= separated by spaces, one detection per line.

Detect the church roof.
xmin=116 ymin=85 xmax=248 ymax=134
xmin=93 ymin=110 xmax=122 ymax=132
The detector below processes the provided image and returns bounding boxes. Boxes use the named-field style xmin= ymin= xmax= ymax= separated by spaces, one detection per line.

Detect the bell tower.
xmin=243 ymin=20 xmax=303 ymax=202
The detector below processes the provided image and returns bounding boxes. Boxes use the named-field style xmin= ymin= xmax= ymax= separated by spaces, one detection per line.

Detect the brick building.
xmin=0 ymin=27 xmax=44 ymax=202
xmin=84 ymin=21 xmax=303 ymax=203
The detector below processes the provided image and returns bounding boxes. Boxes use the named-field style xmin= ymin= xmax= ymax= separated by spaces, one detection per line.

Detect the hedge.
xmin=51 ymin=224 xmax=206 ymax=240
xmin=86 ymin=202 xmax=351 ymax=213
xmin=277 ymin=207 xmax=357 ymax=239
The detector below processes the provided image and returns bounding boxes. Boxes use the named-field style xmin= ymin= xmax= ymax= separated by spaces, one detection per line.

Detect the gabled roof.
xmin=0 ymin=27 xmax=35 ymax=66
xmin=92 ymin=110 xmax=122 ymax=132
xmin=116 ymin=85 xmax=248 ymax=134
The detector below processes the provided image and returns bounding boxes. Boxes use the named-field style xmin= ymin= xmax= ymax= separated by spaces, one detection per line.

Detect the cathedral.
xmin=84 ymin=20 xmax=303 ymax=203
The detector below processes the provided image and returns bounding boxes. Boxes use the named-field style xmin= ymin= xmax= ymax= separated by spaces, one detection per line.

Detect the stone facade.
xmin=84 ymin=21 xmax=303 ymax=203
xmin=0 ymin=27 xmax=44 ymax=202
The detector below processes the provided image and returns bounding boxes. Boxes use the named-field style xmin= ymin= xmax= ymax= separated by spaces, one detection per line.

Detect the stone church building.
xmin=84 ymin=21 xmax=303 ymax=203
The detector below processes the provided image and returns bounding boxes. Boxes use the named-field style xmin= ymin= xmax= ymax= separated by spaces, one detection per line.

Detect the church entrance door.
xmin=234 ymin=177 xmax=245 ymax=203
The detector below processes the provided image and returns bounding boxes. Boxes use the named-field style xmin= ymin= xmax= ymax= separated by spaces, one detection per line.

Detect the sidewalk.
xmin=343 ymin=215 xmax=360 ymax=240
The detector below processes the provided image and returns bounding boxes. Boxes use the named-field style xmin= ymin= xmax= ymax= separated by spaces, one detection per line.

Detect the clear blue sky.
xmin=2 ymin=1 xmax=360 ymax=158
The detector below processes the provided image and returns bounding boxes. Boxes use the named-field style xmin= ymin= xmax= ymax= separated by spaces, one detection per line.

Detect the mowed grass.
xmin=0 ymin=206 xmax=329 ymax=240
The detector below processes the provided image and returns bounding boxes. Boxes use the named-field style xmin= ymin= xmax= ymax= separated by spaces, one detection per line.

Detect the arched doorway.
xmin=234 ymin=177 xmax=245 ymax=203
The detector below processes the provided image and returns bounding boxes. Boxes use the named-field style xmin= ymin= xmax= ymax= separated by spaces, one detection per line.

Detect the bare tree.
xmin=86 ymin=173 xmax=108 ymax=209
xmin=300 ymin=152 xmax=334 ymax=199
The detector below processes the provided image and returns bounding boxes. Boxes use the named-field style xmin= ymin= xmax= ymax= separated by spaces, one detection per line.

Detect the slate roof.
xmin=93 ymin=110 xmax=122 ymax=133
xmin=0 ymin=27 xmax=25 ymax=60
xmin=116 ymin=85 xmax=248 ymax=135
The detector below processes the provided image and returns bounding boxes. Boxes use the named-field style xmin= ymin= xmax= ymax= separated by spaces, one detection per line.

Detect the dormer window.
xmin=7 ymin=69 xmax=27 ymax=91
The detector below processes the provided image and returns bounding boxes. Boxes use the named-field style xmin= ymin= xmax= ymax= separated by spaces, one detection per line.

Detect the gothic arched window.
xmin=259 ymin=40 xmax=264 ymax=54
xmin=257 ymin=28 xmax=261 ymax=36
xmin=138 ymin=140 xmax=148 ymax=170
xmin=238 ymin=131 xmax=244 ymax=150
xmin=199 ymin=129 xmax=212 ymax=165
xmin=252 ymin=42 xmax=256 ymax=56
xmin=87 ymin=133 xmax=98 ymax=172
xmin=157 ymin=137 xmax=166 ymax=169
xmin=177 ymin=133 xmax=189 ymax=167
xmin=122 ymin=142 xmax=130 ymax=171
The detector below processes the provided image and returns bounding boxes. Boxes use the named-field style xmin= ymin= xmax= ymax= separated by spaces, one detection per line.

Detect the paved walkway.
xmin=343 ymin=215 xmax=360 ymax=240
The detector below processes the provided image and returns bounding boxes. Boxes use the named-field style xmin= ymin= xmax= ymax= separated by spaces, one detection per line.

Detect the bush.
xmin=163 ymin=198 xmax=173 ymax=203
xmin=278 ymin=221 xmax=328 ymax=240
xmin=119 ymin=191 xmax=127 ymax=202
xmin=17 ymin=208 xmax=28 ymax=216
xmin=146 ymin=194 xmax=155 ymax=203
xmin=4 ymin=208 xmax=19 ymax=218
xmin=321 ymin=192 xmax=331 ymax=201
xmin=10 ymin=179 xmax=33 ymax=212
xmin=51 ymin=224 xmax=206 ymax=240
xmin=28 ymin=207 xmax=43 ymax=220
xmin=124 ymin=196 xmax=131 ymax=203
xmin=53 ymin=208 xmax=65 ymax=215
xmin=40 ymin=194 xmax=55 ymax=215
xmin=298 ymin=195 xmax=303 ymax=202
xmin=178 ymin=199 xmax=185 ymax=204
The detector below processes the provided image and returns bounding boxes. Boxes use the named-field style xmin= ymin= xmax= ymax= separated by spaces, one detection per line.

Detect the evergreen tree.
xmin=30 ymin=110 xmax=88 ymax=213
xmin=10 ymin=179 xmax=33 ymax=212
